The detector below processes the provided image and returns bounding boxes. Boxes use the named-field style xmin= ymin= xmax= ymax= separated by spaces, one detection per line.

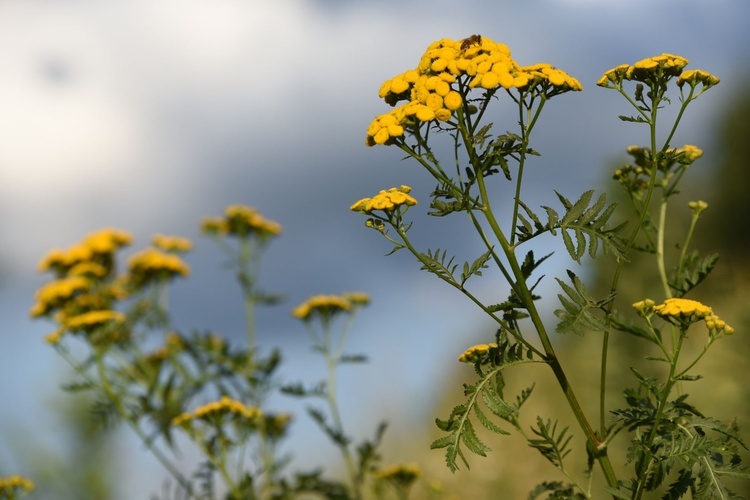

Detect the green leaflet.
xmin=554 ymin=270 xmax=615 ymax=335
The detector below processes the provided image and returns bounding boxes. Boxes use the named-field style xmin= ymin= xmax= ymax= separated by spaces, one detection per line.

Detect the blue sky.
xmin=1 ymin=0 xmax=749 ymax=496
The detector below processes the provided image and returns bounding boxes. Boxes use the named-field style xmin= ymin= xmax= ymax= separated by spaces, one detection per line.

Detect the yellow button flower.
xmin=349 ymin=186 xmax=417 ymax=215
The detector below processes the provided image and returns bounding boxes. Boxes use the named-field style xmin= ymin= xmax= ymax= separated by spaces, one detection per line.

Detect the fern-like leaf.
xmin=554 ymin=270 xmax=615 ymax=335
xmin=460 ymin=250 xmax=493 ymax=286
xmin=528 ymin=417 xmax=573 ymax=469
xmin=419 ymin=248 xmax=459 ymax=285
xmin=555 ymin=190 xmax=626 ymax=263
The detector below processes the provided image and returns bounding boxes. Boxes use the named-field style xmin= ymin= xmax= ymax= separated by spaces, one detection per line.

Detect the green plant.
xmin=353 ymin=35 xmax=747 ymax=498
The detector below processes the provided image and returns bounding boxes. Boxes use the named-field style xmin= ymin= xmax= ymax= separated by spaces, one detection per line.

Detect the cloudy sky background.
xmin=1 ymin=0 xmax=749 ymax=496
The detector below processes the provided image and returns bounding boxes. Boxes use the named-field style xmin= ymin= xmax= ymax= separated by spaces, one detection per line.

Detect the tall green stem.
xmin=656 ymin=199 xmax=672 ymax=299
xmin=474 ymin=168 xmax=619 ymax=488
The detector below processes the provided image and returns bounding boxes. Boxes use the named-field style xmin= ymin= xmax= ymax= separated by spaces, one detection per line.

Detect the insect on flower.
xmin=460 ymin=34 xmax=482 ymax=51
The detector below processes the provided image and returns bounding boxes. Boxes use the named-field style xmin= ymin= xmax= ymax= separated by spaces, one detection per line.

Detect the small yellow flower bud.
xmin=688 ymin=200 xmax=708 ymax=215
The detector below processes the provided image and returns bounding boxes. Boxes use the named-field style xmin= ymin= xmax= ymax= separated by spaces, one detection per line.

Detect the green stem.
xmin=321 ymin=320 xmax=360 ymax=499
xmin=656 ymin=198 xmax=672 ymax=299
xmin=633 ymin=329 xmax=685 ymax=500
xmin=675 ymin=211 xmax=700 ymax=282
xmin=599 ymin=84 xmax=662 ymax=436
xmin=510 ymin=94 xmax=546 ymax=246
xmin=239 ymin=237 xmax=258 ymax=351
xmin=473 ymin=169 xmax=619 ymax=489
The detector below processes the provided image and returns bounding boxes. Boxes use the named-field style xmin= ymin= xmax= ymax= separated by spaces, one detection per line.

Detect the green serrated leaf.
xmin=461 ymin=419 xmax=491 ymax=456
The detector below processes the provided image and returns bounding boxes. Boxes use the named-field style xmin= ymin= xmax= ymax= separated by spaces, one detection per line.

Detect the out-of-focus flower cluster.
xmin=32 ymin=228 xmax=191 ymax=345
xmin=172 ymin=395 xmax=263 ymax=427
xmin=0 ymin=475 xmax=35 ymax=496
xmin=201 ymin=205 xmax=282 ymax=239
xmin=367 ymin=35 xmax=581 ymax=146
xmin=597 ymin=53 xmax=719 ymax=90
xmin=292 ymin=292 xmax=370 ymax=322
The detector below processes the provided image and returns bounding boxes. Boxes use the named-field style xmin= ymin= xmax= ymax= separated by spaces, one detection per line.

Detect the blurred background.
xmin=1 ymin=0 xmax=749 ymax=497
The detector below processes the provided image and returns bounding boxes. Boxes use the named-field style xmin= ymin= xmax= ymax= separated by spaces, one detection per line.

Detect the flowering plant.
xmin=353 ymin=35 xmax=747 ymax=498
xmin=11 ymin=34 xmax=749 ymax=500
xmin=25 ymin=207 xmax=418 ymax=499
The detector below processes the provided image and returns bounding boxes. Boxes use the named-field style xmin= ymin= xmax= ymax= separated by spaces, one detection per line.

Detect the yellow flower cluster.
xmin=292 ymin=294 xmax=352 ymax=320
xmin=342 ymin=291 xmax=371 ymax=306
xmin=350 ymin=186 xmax=417 ymax=215
xmin=704 ymin=313 xmax=735 ymax=335
xmin=127 ymin=248 xmax=191 ymax=287
xmin=597 ymin=53 xmax=719 ymax=90
xmin=152 ymin=234 xmax=193 ymax=252
xmin=458 ymin=343 xmax=498 ymax=363
xmin=613 ymin=144 xmax=704 ymax=188
xmin=0 ymin=475 xmax=35 ymax=494
xmin=38 ymin=228 xmax=132 ymax=274
xmin=675 ymin=144 xmax=703 ymax=162
xmin=654 ymin=298 xmax=713 ymax=319
xmin=172 ymin=396 xmax=262 ymax=426
xmin=31 ymin=276 xmax=91 ymax=317
xmin=677 ymin=69 xmax=720 ymax=89
xmin=201 ymin=205 xmax=282 ymax=239
xmin=367 ymin=35 xmax=581 ymax=146
xmin=63 ymin=310 xmax=126 ymax=331
xmin=374 ymin=463 xmax=422 ymax=483
xmin=635 ymin=298 xmax=734 ymax=334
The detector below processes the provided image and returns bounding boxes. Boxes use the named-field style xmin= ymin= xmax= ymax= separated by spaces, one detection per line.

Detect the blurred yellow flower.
xmin=292 ymin=294 xmax=351 ymax=320
xmin=152 ymin=234 xmax=193 ymax=252
xmin=172 ymin=396 xmax=263 ymax=426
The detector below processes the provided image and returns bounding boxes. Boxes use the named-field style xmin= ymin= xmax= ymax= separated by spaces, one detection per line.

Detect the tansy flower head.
xmin=0 ymin=475 xmax=35 ymax=495
xmin=152 ymin=234 xmax=193 ymax=253
xmin=703 ymin=313 xmax=735 ymax=336
xmin=675 ymin=144 xmax=703 ymax=163
xmin=224 ymin=205 xmax=282 ymax=238
xmin=599 ymin=54 xmax=691 ymax=87
xmin=292 ymin=294 xmax=351 ymax=321
xmin=678 ymin=69 xmax=720 ymax=89
xmin=30 ymin=276 xmax=91 ymax=317
xmin=126 ymin=248 xmax=190 ymax=289
xmin=342 ymin=291 xmax=371 ymax=306
xmin=63 ymin=310 xmax=126 ymax=331
xmin=632 ymin=299 xmax=656 ymax=317
xmin=83 ymin=228 xmax=133 ymax=254
xmin=350 ymin=186 xmax=417 ymax=215
xmin=37 ymin=244 xmax=94 ymax=274
xmin=374 ymin=463 xmax=422 ymax=483
xmin=172 ymin=396 xmax=263 ymax=427
xmin=518 ymin=63 xmax=582 ymax=95
xmin=367 ymin=35 xmax=578 ymax=146
xmin=653 ymin=298 xmax=713 ymax=325
xmin=67 ymin=262 xmax=109 ymax=278
xmin=458 ymin=343 xmax=497 ymax=363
